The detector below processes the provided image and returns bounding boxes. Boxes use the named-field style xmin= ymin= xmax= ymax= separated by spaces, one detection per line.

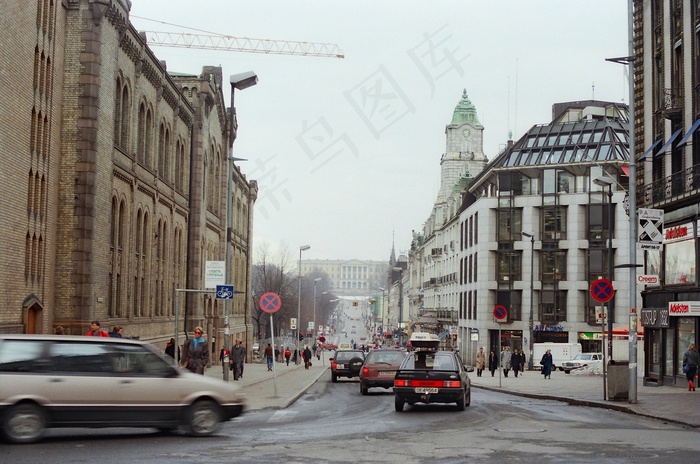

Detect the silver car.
xmin=0 ymin=335 xmax=245 ymax=443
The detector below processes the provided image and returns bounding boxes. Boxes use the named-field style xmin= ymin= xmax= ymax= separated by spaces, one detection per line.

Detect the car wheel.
xmin=186 ymin=400 xmax=222 ymax=437
xmin=394 ymin=396 xmax=405 ymax=412
xmin=331 ymin=372 xmax=338 ymax=383
xmin=1 ymin=403 xmax=46 ymax=444
xmin=465 ymin=388 xmax=471 ymax=407
xmin=456 ymin=391 xmax=466 ymax=411
xmin=348 ymin=357 xmax=364 ymax=375
xmin=360 ymin=382 xmax=368 ymax=395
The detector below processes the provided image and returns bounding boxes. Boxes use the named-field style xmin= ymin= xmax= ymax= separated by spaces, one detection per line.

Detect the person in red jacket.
xmin=85 ymin=320 xmax=109 ymax=337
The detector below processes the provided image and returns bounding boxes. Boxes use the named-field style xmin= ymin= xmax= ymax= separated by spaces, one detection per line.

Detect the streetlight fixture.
xmin=521 ymin=231 xmax=535 ymax=371
xmin=296 ymin=245 xmax=310 ymax=364
xmin=594 ymin=175 xmax=615 ymax=361
xmin=223 ymin=71 xmax=257 ymax=381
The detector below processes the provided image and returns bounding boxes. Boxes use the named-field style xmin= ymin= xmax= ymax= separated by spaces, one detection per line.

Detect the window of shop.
xmin=677 ymin=317 xmax=696 ymax=373
xmin=664 ymin=234 xmax=696 ymax=285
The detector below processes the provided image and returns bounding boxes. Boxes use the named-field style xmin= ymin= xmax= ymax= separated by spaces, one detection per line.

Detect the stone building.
xmin=0 ymin=0 xmax=257 ymax=353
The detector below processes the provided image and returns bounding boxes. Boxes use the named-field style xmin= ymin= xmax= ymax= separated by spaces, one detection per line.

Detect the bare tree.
xmin=251 ymin=247 xmax=297 ymax=340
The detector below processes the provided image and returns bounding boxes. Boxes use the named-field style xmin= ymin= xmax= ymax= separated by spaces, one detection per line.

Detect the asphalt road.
xmin=6 ymin=375 xmax=698 ymax=464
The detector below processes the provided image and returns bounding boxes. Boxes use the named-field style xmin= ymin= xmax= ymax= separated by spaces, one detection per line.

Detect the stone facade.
xmin=0 ymin=0 xmax=257 ymax=352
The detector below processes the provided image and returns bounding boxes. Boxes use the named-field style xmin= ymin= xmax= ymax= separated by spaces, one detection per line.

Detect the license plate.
xmin=336 ymin=364 xmax=345 ymax=369
xmin=415 ymin=387 xmax=438 ymax=394
xmin=379 ymin=371 xmax=395 ymax=376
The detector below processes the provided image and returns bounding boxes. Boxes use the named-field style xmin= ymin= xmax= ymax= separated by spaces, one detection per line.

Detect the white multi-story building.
xmin=301 ymin=259 xmax=388 ymax=296
xmin=410 ymin=96 xmax=644 ymax=365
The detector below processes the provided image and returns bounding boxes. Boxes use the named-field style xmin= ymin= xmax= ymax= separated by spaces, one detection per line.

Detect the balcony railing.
xmin=640 ymin=162 xmax=700 ymax=207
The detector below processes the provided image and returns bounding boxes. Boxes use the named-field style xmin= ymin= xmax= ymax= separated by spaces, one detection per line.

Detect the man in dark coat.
xmin=511 ymin=349 xmax=523 ymax=377
xmin=231 ymin=340 xmax=246 ymax=380
xmin=488 ymin=350 xmax=499 ymax=377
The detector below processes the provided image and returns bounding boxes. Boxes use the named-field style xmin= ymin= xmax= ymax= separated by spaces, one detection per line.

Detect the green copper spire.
xmin=449 ymin=89 xmax=483 ymax=128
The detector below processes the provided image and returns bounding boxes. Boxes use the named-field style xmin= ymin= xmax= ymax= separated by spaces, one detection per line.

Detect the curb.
xmin=473 ymin=384 xmax=698 ymax=429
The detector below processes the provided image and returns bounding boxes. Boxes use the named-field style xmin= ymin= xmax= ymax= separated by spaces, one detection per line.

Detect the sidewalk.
xmin=205 ymin=355 xmax=699 ymax=428
xmin=470 ymin=368 xmax=700 ymax=428
xmin=205 ymin=352 xmax=329 ymax=411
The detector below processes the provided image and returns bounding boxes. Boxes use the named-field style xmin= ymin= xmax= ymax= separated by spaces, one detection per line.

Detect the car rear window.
xmin=402 ymin=352 xmax=456 ymax=370
xmin=334 ymin=351 xmax=363 ymax=362
xmin=367 ymin=351 xmax=405 ymax=364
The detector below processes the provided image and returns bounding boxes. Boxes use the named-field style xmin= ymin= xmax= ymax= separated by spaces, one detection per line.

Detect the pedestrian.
xmin=303 ymin=345 xmax=313 ymax=369
xmin=475 ymin=347 xmax=486 ymax=377
xmin=264 ymin=343 xmax=274 ymax=371
xmin=85 ymin=320 xmax=109 ymax=337
xmin=488 ymin=350 xmax=499 ymax=377
xmin=540 ymin=348 xmax=554 ymax=379
xmin=284 ymin=347 xmax=292 ymax=366
xmin=165 ymin=338 xmax=177 ymax=359
xmin=274 ymin=345 xmax=281 ymax=363
xmin=108 ymin=326 xmax=123 ymax=338
xmin=682 ymin=343 xmax=699 ymax=391
xmin=231 ymin=340 xmax=246 ymax=380
xmin=180 ymin=326 xmax=209 ymax=375
xmin=512 ymin=349 xmax=523 ymax=377
xmin=501 ymin=346 xmax=512 ymax=377
xmin=219 ymin=347 xmax=230 ymax=375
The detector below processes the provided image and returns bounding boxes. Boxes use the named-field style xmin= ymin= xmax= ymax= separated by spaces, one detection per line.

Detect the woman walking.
xmin=682 ymin=343 xmax=699 ymax=391
xmin=540 ymin=348 xmax=553 ymax=379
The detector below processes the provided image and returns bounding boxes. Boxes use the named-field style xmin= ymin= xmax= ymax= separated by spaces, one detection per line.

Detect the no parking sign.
xmin=493 ymin=305 xmax=508 ymax=322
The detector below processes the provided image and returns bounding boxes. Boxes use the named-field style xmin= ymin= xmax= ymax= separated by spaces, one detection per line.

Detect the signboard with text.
xmin=205 ymin=261 xmax=226 ymax=289
xmin=638 ymin=208 xmax=663 ymax=250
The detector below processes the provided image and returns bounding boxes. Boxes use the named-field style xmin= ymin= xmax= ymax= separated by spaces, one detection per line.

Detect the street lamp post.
xmin=312 ymin=278 xmax=321 ymax=341
xmin=377 ymin=287 xmax=386 ymax=341
xmin=296 ymin=245 xmax=310 ymax=364
xmin=224 ymin=71 xmax=258 ymax=381
xmin=594 ymin=176 xmax=615 ymax=361
xmin=521 ymin=231 xmax=535 ymax=371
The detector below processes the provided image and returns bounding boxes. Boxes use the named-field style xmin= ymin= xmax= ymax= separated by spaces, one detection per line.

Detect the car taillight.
xmin=362 ymin=367 xmax=369 ymax=376
xmin=331 ymin=361 xmax=337 ymax=369
xmin=395 ymin=379 xmax=461 ymax=388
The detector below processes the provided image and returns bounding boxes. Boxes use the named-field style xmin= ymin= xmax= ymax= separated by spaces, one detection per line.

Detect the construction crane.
xmin=142 ymin=31 xmax=345 ymax=59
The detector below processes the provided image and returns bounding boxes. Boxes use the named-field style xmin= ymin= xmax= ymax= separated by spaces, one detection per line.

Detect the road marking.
xmin=267 ymin=410 xmax=299 ymax=423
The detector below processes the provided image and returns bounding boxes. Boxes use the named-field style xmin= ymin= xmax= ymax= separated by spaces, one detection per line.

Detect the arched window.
xmin=137 ymin=103 xmax=146 ymax=163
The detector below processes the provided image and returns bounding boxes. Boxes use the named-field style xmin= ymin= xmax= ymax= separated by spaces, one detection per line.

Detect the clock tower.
xmin=437 ymin=89 xmax=487 ymax=202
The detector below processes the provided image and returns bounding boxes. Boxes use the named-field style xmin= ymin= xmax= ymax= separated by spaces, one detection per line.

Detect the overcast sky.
xmin=129 ymin=1 xmax=629 ymax=262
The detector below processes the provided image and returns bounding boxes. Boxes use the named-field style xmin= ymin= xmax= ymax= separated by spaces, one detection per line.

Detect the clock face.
xmin=462 ymin=129 xmax=471 ymax=139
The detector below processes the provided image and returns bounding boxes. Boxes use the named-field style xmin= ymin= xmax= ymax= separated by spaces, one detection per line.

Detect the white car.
xmin=560 ymin=353 xmax=603 ymax=374
xmin=0 ymin=335 xmax=245 ymax=443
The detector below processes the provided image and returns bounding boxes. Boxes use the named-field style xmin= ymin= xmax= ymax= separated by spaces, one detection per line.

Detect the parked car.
xmin=560 ymin=353 xmax=603 ymax=374
xmin=329 ymin=349 xmax=365 ymax=382
xmin=0 ymin=335 xmax=245 ymax=444
xmin=359 ymin=349 xmax=406 ymax=395
xmin=393 ymin=349 xmax=473 ymax=411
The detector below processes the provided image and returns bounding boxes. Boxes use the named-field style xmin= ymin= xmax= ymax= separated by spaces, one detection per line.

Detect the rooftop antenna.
xmin=592 ymin=81 xmax=596 ymax=100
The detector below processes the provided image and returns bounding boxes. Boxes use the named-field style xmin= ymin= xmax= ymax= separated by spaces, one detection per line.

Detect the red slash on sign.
xmin=590 ymin=278 xmax=614 ymax=303
xmin=259 ymin=292 xmax=282 ymax=314
xmin=493 ymin=305 xmax=508 ymax=321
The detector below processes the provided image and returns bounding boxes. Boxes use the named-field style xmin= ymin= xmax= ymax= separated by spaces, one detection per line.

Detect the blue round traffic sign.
xmin=259 ymin=292 xmax=282 ymax=314
xmin=590 ymin=278 xmax=614 ymax=303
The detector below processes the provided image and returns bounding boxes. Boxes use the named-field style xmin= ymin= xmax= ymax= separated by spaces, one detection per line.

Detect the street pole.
xmin=313 ymin=278 xmax=321 ymax=341
xmin=297 ymin=245 xmax=310 ymax=364
xmin=224 ymin=72 xmax=258 ymax=381
xmin=522 ymin=231 xmax=535 ymax=371
xmin=626 ymin=0 xmax=638 ymax=404
xmin=606 ymin=183 xmax=614 ymax=361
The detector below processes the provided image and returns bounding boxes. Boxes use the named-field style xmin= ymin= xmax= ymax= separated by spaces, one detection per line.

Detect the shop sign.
xmin=637 ymin=274 xmax=659 ymax=287
xmin=534 ymin=324 xmax=564 ymax=332
xmin=640 ymin=308 xmax=669 ymax=328
xmin=668 ymin=301 xmax=700 ymax=316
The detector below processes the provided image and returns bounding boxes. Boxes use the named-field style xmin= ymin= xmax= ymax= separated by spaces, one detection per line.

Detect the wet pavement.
xmin=205 ymin=352 xmax=699 ymax=428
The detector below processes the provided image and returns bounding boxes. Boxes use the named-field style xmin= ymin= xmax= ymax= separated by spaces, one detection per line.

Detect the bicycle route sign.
xmin=259 ymin=292 xmax=282 ymax=314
